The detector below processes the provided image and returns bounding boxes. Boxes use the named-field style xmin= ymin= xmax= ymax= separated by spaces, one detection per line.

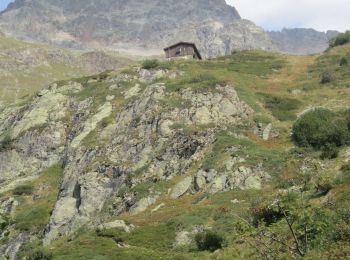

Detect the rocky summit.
xmin=0 ymin=0 xmax=338 ymax=57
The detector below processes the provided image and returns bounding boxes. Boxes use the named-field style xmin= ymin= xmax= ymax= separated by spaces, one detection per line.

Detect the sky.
xmin=0 ymin=0 xmax=348 ymax=32
xmin=0 ymin=0 xmax=13 ymax=12
xmin=228 ymin=0 xmax=349 ymax=32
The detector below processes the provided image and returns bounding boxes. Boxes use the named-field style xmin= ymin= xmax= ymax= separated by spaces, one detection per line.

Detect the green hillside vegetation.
xmin=0 ymin=35 xmax=134 ymax=105
xmin=329 ymin=31 xmax=350 ymax=48
xmin=2 ymin=42 xmax=350 ymax=259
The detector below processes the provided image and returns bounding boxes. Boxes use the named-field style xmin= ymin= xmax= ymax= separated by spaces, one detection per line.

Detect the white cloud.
xmin=227 ymin=0 xmax=349 ymax=32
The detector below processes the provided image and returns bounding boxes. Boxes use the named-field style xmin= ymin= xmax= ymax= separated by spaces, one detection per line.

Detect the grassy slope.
xmin=53 ymin=47 xmax=350 ymax=259
xmin=0 ymin=163 xmax=64 ymax=255
xmin=0 ymin=36 xmax=134 ymax=105
xmin=5 ymin=45 xmax=350 ymax=258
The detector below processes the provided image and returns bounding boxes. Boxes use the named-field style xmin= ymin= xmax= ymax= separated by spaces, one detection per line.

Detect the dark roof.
xmin=164 ymin=42 xmax=202 ymax=60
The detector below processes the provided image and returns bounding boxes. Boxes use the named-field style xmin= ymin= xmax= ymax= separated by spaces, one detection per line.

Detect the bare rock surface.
xmin=0 ymin=67 xmax=257 ymax=248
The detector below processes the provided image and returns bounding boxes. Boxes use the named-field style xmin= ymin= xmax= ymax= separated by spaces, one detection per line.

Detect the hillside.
xmin=0 ymin=0 xmax=337 ymax=57
xmin=0 ymin=42 xmax=349 ymax=258
xmin=0 ymin=33 xmax=134 ymax=105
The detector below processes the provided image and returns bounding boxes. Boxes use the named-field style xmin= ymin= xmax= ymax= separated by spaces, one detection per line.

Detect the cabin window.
xmin=175 ymin=48 xmax=181 ymax=55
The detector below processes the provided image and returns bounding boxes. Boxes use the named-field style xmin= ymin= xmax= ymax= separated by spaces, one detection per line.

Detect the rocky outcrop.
xmin=0 ymin=66 xmax=257 ymax=248
xmin=170 ymin=176 xmax=193 ymax=199
xmin=254 ymin=123 xmax=279 ymax=141
xmin=98 ymin=220 xmax=135 ymax=233
xmin=0 ymin=233 xmax=29 ymax=260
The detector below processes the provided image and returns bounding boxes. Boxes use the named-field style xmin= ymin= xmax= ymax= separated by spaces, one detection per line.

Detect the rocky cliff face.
xmin=0 ymin=63 xmax=266 ymax=254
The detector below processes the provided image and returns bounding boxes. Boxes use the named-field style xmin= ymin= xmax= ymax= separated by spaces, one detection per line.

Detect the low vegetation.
xmin=0 ymin=132 xmax=12 ymax=151
xmin=329 ymin=31 xmax=350 ymax=48
xmin=292 ymin=108 xmax=349 ymax=157
xmin=12 ymin=185 xmax=34 ymax=196
xmin=195 ymin=231 xmax=224 ymax=252
xmin=4 ymin=45 xmax=350 ymax=259
xmin=141 ymin=59 xmax=160 ymax=69
xmin=320 ymin=70 xmax=336 ymax=84
xmin=13 ymin=163 xmax=64 ymax=232
xmin=261 ymin=94 xmax=301 ymax=121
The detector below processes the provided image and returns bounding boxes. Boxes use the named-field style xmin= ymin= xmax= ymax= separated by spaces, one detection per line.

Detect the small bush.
xmin=334 ymin=163 xmax=350 ymax=185
xmin=346 ymin=111 xmax=350 ymax=131
xmin=251 ymin=205 xmax=283 ymax=226
xmin=0 ymin=133 xmax=12 ymax=151
xmin=195 ymin=231 xmax=224 ymax=252
xmin=315 ymin=175 xmax=333 ymax=195
xmin=341 ymin=163 xmax=350 ymax=172
xmin=320 ymin=143 xmax=339 ymax=160
xmin=292 ymin=108 xmax=349 ymax=149
xmin=320 ymin=70 xmax=335 ymax=84
xmin=141 ymin=59 xmax=160 ymax=70
xmin=329 ymin=31 xmax=350 ymax=48
xmin=340 ymin=57 xmax=348 ymax=66
xmin=27 ymin=250 xmax=52 ymax=260
xmin=13 ymin=185 xmax=33 ymax=196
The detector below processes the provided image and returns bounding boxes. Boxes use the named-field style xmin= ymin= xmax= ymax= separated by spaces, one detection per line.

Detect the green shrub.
xmin=251 ymin=204 xmax=284 ymax=226
xmin=320 ymin=143 xmax=339 ymax=160
xmin=329 ymin=31 xmax=350 ymax=48
xmin=340 ymin=57 xmax=348 ymax=66
xmin=320 ymin=70 xmax=335 ymax=84
xmin=334 ymin=163 xmax=350 ymax=185
xmin=13 ymin=185 xmax=33 ymax=196
xmin=141 ymin=59 xmax=160 ymax=70
xmin=27 ymin=250 xmax=52 ymax=260
xmin=346 ymin=111 xmax=350 ymax=131
xmin=262 ymin=94 xmax=301 ymax=121
xmin=292 ymin=108 xmax=349 ymax=149
xmin=0 ymin=133 xmax=12 ymax=151
xmin=195 ymin=231 xmax=224 ymax=252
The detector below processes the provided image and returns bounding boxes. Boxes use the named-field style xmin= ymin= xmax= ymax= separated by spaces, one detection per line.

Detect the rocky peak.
xmin=0 ymin=0 xmax=338 ymax=56
xmin=0 ymin=0 xmax=269 ymax=57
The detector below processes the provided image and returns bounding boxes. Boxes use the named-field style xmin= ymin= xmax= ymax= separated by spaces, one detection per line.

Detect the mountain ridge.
xmin=0 ymin=0 xmax=339 ymax=57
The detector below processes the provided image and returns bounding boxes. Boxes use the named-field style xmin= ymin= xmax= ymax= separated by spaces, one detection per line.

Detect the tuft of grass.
xmin=166 ymin=73 xmax=223 ymax=93
xmin=0 ymin=132 xmax=13 ymax=151
xmin=259 ymin=94 xmax=302 ymax=121
xmin=195 ymin=231 xmax=224 ymax=252
xmin=12 ymin=185 xmax=34 ymax=196
xmin=223 ymin=50 xmax=286 ymax=76
xmin=13 ymin=163 xmax=64 ymax=233
xmin=141 ymin=59 xmax=160 ymax=70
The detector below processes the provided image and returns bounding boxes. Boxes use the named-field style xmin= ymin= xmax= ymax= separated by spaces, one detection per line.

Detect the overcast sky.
xmin=228 ymin=0 xmax=349 ymax=32
xmin=0 ymin=0 xmax=348 ymax=32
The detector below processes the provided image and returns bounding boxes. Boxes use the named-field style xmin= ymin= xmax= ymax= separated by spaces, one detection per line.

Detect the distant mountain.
xmin=0 ymin=0 xmax=340 ymax=57
xmin=268 ymin=28 xmax=340 ymax=55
